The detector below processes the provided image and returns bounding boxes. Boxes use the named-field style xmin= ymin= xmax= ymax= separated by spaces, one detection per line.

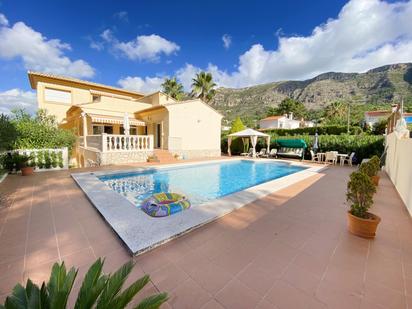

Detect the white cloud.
xmin=0 ymin=13 xmax=8 ymax=26
xmin=0 ymin=88 xmax=37 ymax=115
xmin=0 ymin=15 xmax=94 ymax=78
xmin=222 ymin=34 xmax=232 ymax=49
xmin=101 ymin=29 xmax=180 ymax=62
xmin=118 ymin=76 xmax=164 ymax=93
xmin=113 ymin=11 xmax=128 ymax=22
xmin=118 ymin=0 xmax=412 ymax=92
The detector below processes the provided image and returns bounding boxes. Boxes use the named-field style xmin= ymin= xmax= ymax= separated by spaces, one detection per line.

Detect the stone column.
xmin=81 ymin=112 xmax=88 ymax=148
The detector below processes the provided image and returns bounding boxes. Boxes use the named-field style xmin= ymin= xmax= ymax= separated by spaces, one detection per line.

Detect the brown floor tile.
xmin=201 ymin=299 xmax=225 ymax=309
xmin=215 ymin=279 xmax=262 ymax=309
xmin=364 ymin=280 xmax=406 ymax=309
xmin=281 ymin=263 xmax=321 ymax=295
xmin=168 ymin=278 xmax=210 ymax=309
xmin=188 ymin=261 xmax=233 ymax=295
xmin=150 ymin=263 xmax=189 ymax=292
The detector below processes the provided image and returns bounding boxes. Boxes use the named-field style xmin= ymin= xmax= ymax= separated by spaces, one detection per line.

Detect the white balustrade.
xmin=101 ymin=134 xmax=153 ymax=152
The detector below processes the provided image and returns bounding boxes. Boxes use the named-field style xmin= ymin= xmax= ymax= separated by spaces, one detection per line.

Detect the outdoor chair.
xmin=310 ymin=150 xmax=321 ymax=163
xmin=340 ymin=152 xmax=355 ymax=166
xmin=241 ymin=148 xmax=253 ymax=157
xmin=324 ymin=151 xmax=338 ymax=165
xmin=256 ymin=149 xmax=268 ymax=158
xmin=268 ymin=148 xmax=277 ymax=158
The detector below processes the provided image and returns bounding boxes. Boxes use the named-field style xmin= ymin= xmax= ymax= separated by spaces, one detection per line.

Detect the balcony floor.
xmin=0 ymin=160 xmax=411 ymax=308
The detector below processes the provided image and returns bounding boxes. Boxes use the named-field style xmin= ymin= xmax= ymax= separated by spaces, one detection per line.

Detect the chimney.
xmin=289 ymin=112 xmax=293 ymax=120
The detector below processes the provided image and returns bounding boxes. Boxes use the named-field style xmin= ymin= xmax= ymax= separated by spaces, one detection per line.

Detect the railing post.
xmin=101 ymin=133 xmax=107 ymax=152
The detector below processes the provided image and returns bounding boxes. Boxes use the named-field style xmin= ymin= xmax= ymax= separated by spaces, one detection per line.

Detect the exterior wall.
xmin=36 ymin=80 xmax=151 ymax=123
xmin=171 ymin=149 xmax=221 ymax=159
xmin=137 ymin=109 xmax=169 ymax=149
xmin=167 ymin=100 xmax=222 ymax=152
xmin=385 ymin=133 xmax=412 ymax=216
xmin=138 ymin=92 xmax=177 ymax=106
xmin=260 ymin=119 xmax=281 ymax=129
xmin=99 ymin=151 xmax=154 ymax=165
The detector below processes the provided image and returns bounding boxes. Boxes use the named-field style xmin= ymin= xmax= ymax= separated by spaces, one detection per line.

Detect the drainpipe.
xmin=81 ymin=112 xmax=88 ymax=148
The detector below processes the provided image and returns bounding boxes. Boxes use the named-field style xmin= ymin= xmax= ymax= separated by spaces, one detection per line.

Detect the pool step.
xmin=152 ymin=149 xmax=178 ymax=163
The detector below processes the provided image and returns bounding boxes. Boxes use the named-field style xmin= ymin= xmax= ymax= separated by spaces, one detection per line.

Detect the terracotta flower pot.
xmin=371 ymin=175 xmax=380 ymax=186
xmin=21 ymin=166 xmax=34 ymax=176
xmin=347 ymin=211 xmax=381 ymax=238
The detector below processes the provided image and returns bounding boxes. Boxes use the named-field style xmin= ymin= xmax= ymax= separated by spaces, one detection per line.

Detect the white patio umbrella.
xmin=227 ymin=128 xmax=270 ymax=158
xmin=313 ymin=132 xmax=319 ymax=152
xmin=123 ymin=112 xmax=130 ymax=135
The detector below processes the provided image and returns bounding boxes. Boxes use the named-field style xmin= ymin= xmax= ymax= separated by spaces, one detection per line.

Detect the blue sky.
xmin=0 ymin=0 xmax=412 ymax=113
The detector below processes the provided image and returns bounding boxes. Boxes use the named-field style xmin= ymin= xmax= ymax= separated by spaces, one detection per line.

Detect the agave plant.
xmin=0 ymin=258 xmax=168 ymax=309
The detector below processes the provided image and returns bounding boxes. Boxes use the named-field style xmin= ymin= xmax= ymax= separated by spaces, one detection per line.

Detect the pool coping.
xmin=71 ymin=158 xmax=327 ymax=255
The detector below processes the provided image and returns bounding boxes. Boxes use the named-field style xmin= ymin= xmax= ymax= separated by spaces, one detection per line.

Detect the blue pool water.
xmin=98 ymin=160 xmax=306 ymax=207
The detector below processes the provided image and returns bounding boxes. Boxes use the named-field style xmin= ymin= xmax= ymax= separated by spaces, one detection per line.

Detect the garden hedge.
xmin=222 ymin=134 xmax=384 ymax=163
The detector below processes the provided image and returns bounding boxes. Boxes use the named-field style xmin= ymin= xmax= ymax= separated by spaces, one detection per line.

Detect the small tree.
xmin=359 ymin=161 xmax=378 ymax=177
xmin=347 ymin=171 xmax=376 ymax=219
xmin=369 ymin=155 xmax=381 ymax=173
xmin=372 ymin=118 xmax=388 ymax=135
xmin=229 ymin=117 xmax=246 ymax=154
xmin=161 ymin=77 xmax=185 ymax=100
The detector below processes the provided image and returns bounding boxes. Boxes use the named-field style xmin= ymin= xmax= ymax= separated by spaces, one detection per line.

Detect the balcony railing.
xmin=79 ymin=134 xmax=154 ymax=152
xmin=103 ymin=134 xmax=153 ymax=152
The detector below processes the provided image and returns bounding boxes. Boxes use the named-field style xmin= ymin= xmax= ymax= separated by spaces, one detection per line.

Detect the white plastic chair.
xmin=341 ymin=152 xmax=355 ymax=166
xmin=310 ymin=150 xmax=321 ymax=163
xmin=268 ymin=149 xmax=277 ymax=158
xmin=257 ymin=149 xmax=268 ymax=158
xmin=324 ymin=151 xmax=338 ymax=165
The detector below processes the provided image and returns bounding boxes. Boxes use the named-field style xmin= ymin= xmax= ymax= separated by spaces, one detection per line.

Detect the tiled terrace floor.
xmin=0 ymin=161 xmax=412 ymax=308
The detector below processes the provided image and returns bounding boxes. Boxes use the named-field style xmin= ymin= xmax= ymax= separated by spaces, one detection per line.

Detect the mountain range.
xmin=209 ymin=63 xmax=412 ymax=123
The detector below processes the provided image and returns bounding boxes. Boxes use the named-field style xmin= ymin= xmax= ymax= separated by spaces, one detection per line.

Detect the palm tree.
xmin=161 ymin=77 xmax=185 ymax=101
xmin=191 ymin=71 xmax=217 ymax=102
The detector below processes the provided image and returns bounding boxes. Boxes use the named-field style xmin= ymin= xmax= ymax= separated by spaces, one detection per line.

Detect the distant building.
xmin=259 ymin=113 xmax=314 ymax=130
xmin=364 ymin=110 xmax=412 ymax=127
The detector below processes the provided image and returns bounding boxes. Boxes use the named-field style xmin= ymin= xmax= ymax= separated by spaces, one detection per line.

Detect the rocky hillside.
xmin=210 ymin=63 xmax=412 ymax=122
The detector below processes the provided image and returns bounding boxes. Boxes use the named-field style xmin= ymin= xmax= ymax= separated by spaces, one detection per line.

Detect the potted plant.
xmin=346 ymin=170 xmax=380 ymax=238
xmin=14 ymin=154 xmax=35 ymax=176
xmin=369 ymin=155 xmax=381 ymax=185
xmin=359 ymin=159 xmax=379 ymax=186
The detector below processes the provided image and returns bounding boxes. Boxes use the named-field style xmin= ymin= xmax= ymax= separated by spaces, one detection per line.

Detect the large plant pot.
xmin=371 ymin=175 xmax=380 ymax=186
xmin=21 ymin=166 xmax=34 ymax=176
xmin=347 ymin=211 xmax=381 ymax=238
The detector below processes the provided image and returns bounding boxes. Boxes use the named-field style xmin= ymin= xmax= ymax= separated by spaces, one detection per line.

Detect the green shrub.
xmin=263 ymin=125 xmax=363 ymax=136
xmin=0 ymin=114 xmax=18 ymax=151
xmin=1 ymin=258 xmax=168 ymax=309
xmin=359 ymin=162 xmax=377 ymax=177
xmin=3 ymin=109 xmax=76 ymax=151
xmin=347 ymin=171 xmax=376 ymax=219
xmin=258 ymin=134 xmax=384 ymax=162
xmin=369 ymin=155 xmax=381 ymax=172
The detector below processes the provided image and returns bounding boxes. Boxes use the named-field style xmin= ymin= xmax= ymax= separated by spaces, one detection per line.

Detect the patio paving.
xmin=0 ymin=161 xmax=411 ymax=308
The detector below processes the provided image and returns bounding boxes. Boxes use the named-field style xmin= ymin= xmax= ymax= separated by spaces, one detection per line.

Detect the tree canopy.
xmin=191 ymin=71 xmax=217 ymax=102
xmin=161 ymin=77 xmax=184 ymax=100
xmin=229 ymin=116 xmax=245 ymax=134
xmin=0 ymin=109 xmax=76 ymax=151
xmin=270 ymin=98 xmax=307 ymax=119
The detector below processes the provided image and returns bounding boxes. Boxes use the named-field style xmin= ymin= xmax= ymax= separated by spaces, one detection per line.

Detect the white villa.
xmin=28 ymin=71 xmax=223 ymax=166
xmin=259 ymin=113 xmax=314 ymax=130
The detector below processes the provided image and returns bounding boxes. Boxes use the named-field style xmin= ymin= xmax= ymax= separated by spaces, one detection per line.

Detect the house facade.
xmin=259 ymin=113 xmax=314 ymax=130
xmin=28 ymin=71 xmax=223 ymax=166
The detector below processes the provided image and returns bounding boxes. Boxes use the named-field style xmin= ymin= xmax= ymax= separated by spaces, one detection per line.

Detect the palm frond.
xmin=133 ymin=293 xmax=169 ymax=309
xmin=74 ymin=258 xmax=107 ymax=309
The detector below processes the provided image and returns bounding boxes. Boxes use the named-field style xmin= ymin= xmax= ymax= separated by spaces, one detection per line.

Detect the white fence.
xmin=6 ymin=148 xmax=69 ymax=171
xmin=385 ymin=133 xmax=412 ymax=216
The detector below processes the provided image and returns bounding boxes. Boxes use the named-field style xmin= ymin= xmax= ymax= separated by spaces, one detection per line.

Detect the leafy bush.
xmin=369 ymin=155 xmax=381 ymax=171
xmin=347 ymin=171 xmax=376 ymax=219
xmin=263 ymin=125 xmax=363 ymax=136
xmin=260 ymin=134 xmax=383 ymax=162
xmin=0 ymin=109 xmax=76 ymax=151
xmin=0 ymin=114 xmax=18 ymax=150
xmin=359 ymin=161 xmax=377 ymax=177
xmin=0 ymin=153 xmax=32 ymax=172
xmin=1 ymin=258 xmax=168 ymax=309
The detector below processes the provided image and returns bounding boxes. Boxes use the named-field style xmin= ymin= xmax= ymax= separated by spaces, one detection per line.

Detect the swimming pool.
xmin=98 ymin=160 xmax=307 ymax=207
